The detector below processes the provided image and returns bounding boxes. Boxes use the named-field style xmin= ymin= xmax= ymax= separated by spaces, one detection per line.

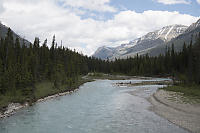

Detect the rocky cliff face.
xmin=93 ymin=46 xmax=115 ymax=60
xmin=185 ymin=19 xmax=200 ymax=33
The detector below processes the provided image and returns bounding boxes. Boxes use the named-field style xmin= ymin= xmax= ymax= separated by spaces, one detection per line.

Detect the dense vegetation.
xmin=0 ymin=28 xmax=199 ymax=108
xmin=104 ymin=35 xmax=200 ymax=85
xmin=91 ymin=33 xmax=200 ymax=85
xmin=0 ymin=28 xmax=93 ymax=107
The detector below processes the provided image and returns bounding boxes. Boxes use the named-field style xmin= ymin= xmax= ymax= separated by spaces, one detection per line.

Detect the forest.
xmin=90 ymin=33 xmax=200 ymax=85
xmin=104 ymin=38 xmax=200 ymax=84
xmin=0 ymin=28 xmax=200 ymax=107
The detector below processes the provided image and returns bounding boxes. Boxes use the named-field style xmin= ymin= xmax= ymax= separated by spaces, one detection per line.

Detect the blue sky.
xmin=0 ymin=0 xmax=199 ymax=55
xmin=74 ymin=0 xmax=200 ymax=20
xmin=111 ymin=0 xmax=200 ymax=16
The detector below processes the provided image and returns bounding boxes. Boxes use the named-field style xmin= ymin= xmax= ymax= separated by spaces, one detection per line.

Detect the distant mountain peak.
xmin=93 ymin=24 xmax=188 ymax=60
xmin=143 ymin=24 xmax=187 ymax=42
xmin=93 ymin=46 xmax=115 ymax=60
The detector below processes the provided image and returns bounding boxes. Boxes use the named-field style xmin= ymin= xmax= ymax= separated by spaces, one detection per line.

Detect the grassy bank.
xmin=34 ymin=77 xmax=92 ymax=100
xmin=1 ymin=72 xmax=128 ymax=113
xmin=0 ymin=76 xmax=92 ymax=112
xmin=161 ymin=85 xmax=200 ymax=100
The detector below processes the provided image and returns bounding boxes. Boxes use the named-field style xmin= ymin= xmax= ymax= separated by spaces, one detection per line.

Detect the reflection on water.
xmin=0 ymin=78 xmax=188 ymax=133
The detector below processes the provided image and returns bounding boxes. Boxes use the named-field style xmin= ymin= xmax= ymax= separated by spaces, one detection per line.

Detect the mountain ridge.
xmin=0 ymin=22 xmax=30 ymax=46
xmin=93 ymin=24 xmax=188 ymax=60
xmin=148 ymin=19 xmax=200 ymax=56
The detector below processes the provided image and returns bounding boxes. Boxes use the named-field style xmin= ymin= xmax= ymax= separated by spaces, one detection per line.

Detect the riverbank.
xmin=0 ymin=77 xmax=92 ymax=119
xmin=149 ymin=89 xmax=200 ymax=133
xmin=0 ymin=73 xmax=148 ymax=119
xmin=85 ymin=72 xmax=134 ymax=80
xmin=1 ymin=72 xmax=137 ymax=119
xmin=116 ymin=79 xmax=172 ymax=87
xmin=85 ymin=72 xmax=168 ymax=81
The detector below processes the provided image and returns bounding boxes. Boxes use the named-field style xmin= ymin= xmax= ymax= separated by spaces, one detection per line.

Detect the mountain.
xmin=93 ymin=24 xmax=188 ymax=60
xmin=92 ymin=46 xmax=115 ymax=60
xmin=148 ymin=19 xmax=200 ymax=56
xmin=185 ymin=19 xmax=200 ymax=32
xmin=0 ymin=22 xmax=30 ymax=46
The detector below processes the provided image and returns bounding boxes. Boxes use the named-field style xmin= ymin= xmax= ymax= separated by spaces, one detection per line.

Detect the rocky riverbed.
xmin=149 ymin=90 xmax=200 ymax=133
xmin=0 ymin=89 xmax=79 ymax=119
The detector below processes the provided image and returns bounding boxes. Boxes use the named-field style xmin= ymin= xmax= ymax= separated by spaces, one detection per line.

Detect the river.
xmin=0 ymin=78 xmax=189 ymax=133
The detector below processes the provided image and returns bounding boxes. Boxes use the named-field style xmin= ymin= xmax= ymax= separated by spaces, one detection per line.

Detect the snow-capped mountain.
xmin=144 ymin=24 xmax=187 ymax=41
xmin=93 ymin=24 xmax=188 ymax=60
xmin=149 ymin=18 xmax=200 ymax=56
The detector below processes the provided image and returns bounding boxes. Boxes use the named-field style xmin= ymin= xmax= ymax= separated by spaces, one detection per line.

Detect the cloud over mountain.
xmin=0 ymin=0 xmax=198 ymax=55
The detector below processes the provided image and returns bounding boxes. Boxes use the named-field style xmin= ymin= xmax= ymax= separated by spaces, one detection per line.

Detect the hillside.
xmin=0 ymin=22 xmax=30 ymax=46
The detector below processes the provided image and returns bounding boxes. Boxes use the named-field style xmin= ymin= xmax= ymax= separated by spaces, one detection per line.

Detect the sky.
xmin=0 ymin=0 xmax=199 ymax=55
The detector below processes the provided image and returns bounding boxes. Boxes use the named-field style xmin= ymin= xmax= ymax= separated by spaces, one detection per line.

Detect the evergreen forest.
xmin=0 ymin=28 xmax=199 ymax=108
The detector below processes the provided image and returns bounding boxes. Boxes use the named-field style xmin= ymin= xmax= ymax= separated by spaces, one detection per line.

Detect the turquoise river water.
xmin=0 ymin=78 xmax=189 ymax=133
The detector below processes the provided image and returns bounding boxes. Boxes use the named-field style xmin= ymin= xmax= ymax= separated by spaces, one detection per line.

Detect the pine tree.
xmin=188 ymin=40 xmax=193 ymax=82
xmin=193 ymin=33 xmax=200 ymax=84
xmin=0 ymin=58 xmax=3 ymax=94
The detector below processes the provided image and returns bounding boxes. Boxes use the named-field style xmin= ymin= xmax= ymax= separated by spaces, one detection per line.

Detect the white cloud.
xmin=197 ymin=0 xmax=200 ymax=4
xmin=60 ymin=0 xmax=117 ymax=12
xmin=0 ymin=0 xmax=198 ymax=56
xmin=155 ymin=0 xmax=191 ymax=4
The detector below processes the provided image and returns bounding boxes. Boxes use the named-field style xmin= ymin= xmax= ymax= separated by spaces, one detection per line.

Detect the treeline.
xmin=89 ymin=34 xmax=200 ymax=85
xmin=0 ymin=28 xmax=91 ymax=99
xmin=0 ymin=29 xmax=199 ymax=100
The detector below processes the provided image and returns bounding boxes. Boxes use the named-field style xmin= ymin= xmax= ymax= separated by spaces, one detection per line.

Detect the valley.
xmin=0 ymin=3 xmax=200 ymax=133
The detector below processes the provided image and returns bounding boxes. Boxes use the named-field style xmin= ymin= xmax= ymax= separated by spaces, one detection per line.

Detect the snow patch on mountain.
xmin=93 ymin=24 xmax=188 ymax=60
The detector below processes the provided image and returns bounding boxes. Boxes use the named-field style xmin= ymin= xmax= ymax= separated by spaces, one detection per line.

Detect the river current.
xmin=0 ymin=78 xmax=188 ymax=133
